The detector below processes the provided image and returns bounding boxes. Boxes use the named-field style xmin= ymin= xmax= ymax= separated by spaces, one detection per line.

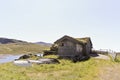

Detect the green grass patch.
xmin=0 ymin=55 xmax=118 ymax=80
xmin=115 ymin=56 xmax=120 ymax=62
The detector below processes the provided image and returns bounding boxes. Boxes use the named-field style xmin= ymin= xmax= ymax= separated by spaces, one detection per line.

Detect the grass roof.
xmin=54 ymin=35 xmax=92 ymax=46
xmin=75 ymin=37 xmax=91 ymax=44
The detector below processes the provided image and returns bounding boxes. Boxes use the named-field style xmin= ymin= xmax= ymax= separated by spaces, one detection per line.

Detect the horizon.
xmin=0 ymin=0 xmax=120 ymax=51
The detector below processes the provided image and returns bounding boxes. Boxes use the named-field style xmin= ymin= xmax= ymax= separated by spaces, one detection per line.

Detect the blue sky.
xmin=0 ymin=0 xmax=120 ymax=51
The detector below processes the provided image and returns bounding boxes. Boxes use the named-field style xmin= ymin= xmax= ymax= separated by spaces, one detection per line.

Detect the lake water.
xmin=0 ymin=54 xmax=22 ymax=64
xmin=0 ymin=53 xmax=44 ymax=66
xmin=0 ymin=54 xmax=32 ymax=66
xmin=0 ymin=53 xmax=43 ymax=66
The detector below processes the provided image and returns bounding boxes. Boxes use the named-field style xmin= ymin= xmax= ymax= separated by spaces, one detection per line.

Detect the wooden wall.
xmin=58 ymin=40 xmax=83 ymax=57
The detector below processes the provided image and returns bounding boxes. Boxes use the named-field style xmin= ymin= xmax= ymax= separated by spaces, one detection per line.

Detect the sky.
xmin=0 ymin=0 xmax=120 ymax=51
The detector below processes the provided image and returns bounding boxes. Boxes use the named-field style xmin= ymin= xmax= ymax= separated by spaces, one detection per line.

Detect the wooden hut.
xmin=53 ymin=35 xmax=92 ymax=58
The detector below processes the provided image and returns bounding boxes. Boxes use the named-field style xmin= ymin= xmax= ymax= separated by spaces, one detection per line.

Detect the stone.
xmin=19 ymin=54 xmax=30 ymax=59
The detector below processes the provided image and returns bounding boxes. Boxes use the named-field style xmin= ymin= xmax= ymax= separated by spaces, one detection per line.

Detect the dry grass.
xmin=0 ymin=55 xmax=120 ymax=80
xmin=0 ymin=43 xmax=49 ymax=54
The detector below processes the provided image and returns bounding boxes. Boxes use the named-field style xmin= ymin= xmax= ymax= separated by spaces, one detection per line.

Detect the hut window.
xmin=61 ymin=43 xmax=64 ymax=46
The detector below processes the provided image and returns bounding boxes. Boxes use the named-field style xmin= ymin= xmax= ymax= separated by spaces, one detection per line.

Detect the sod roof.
xmin=54 ymin=35 xmax=92 ymax=47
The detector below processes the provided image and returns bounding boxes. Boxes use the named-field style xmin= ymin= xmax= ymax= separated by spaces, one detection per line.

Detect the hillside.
xmin=0 ymin=37 xmax=27 ymax=44
xmin=0 ymin=38 xmax=50 ymax=54
xmin=0 ymin=43 xmax=49 ymax=54
xmin=35 ymin=41 xmax=52 ymax=46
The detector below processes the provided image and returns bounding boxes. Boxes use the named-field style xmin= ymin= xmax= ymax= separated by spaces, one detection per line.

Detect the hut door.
xmin=76 ymin=44 xmax=82 ymax=53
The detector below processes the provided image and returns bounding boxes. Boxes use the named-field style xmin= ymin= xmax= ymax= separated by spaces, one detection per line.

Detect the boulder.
xmin=19 ymin=54 xmax=30 ymax=59
xmin=13 ymin=60 xmax=31 ymax=66
xmin=29 ymin=58 xmax=60 ymax=64
xmin=38 ymin=58 xmax=60 ymax=64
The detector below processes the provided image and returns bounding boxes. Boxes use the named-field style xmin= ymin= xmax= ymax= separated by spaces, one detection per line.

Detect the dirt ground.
xmin=90 ymin=53 xmax=120 ymax=80
xmin=90 ymin=53 xmax=110 ymax=60
xmin=99 ymin=64 xmax=120 ymax=80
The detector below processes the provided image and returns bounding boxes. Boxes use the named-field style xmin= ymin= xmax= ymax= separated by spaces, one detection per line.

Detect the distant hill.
xmin=0 ymin=37 xmax=50 ymax=54
xmin=35 ymin=42 xmax=52 ymax=46
xmin=0 ymin=37 xmax=27 ymax=44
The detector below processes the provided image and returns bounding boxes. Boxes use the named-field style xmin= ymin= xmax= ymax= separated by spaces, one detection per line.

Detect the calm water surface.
xmin=0 ymin=54 xmax=43 ymax=66
xmin=0 ymin=54 xmax=22 ymax=63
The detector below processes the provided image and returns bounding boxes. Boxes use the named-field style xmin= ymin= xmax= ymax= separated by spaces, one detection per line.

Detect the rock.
xmin=34 ymin=54 xmax=44 ymax=57
xmin=29 ymin=58 xmax=60 ymax=64
xmin=19 ymin=54 xmax=38 ymax=59
xmin=17 ymin=54 xmax=60 ymax=64
xmin=38 ymin=58 xmax=60 ymax=64
xmin=19 ymin=54 xmax=30 ymax=59
xmin=13 ymin=60 xmax=31 ymax=66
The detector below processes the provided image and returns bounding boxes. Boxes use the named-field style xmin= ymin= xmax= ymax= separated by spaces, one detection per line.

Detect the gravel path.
xmin=90 ymin=54 xmax=110 ymax=60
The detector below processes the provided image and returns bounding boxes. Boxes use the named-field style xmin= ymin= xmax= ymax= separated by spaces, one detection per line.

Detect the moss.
xmin=75 ymin=37 xmax=90 ymax=44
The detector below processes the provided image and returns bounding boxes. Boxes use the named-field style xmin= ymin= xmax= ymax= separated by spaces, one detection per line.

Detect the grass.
xmin=115 ymin=56 xmax=120 ymax=62
xmin=0 ymin=43 xmax=49 ymax=54
xmin=0 ymin=55 xmax=120 ymax=80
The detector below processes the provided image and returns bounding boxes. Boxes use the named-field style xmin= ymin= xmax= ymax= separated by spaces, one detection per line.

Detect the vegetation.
xmin=0 ymin=55 xmax=120 ymax=80
xmin=0 ymin=43 xmax=49 ymax=54
xmin=0 ymin=40 xmax=119 ymax=80
xmin=115 ymin=56 xmax=120 ymax=62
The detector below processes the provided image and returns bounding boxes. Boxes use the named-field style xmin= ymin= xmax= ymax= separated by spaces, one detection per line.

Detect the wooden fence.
xmin=92 ymin=49 xmax=118 ymax=61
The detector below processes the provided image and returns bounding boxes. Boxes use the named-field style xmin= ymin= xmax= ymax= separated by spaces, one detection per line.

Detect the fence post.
xmin=114 ymin=53 xmax=117 ymax=61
